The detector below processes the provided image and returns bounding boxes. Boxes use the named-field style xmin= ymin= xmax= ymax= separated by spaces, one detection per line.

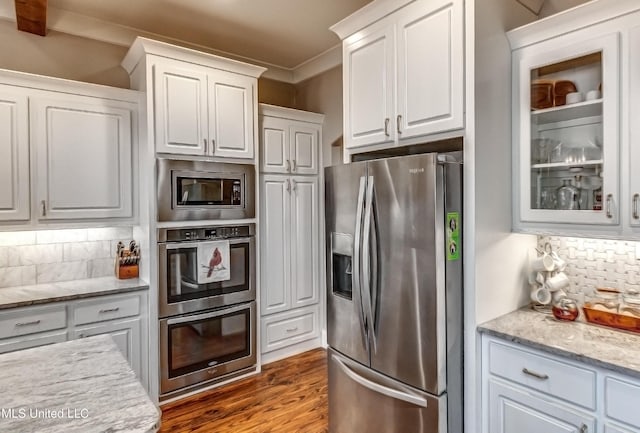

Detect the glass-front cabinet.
xmin=512 ymin=31 xmax=619 ymax=227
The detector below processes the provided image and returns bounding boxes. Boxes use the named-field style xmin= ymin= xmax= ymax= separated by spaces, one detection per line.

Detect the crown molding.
xmin=0 ymin=0 xmax=345 ymax=83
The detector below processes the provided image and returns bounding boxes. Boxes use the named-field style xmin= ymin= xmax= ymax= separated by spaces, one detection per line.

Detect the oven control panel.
xmin=160 ymin=225 xmax=254 ymax=243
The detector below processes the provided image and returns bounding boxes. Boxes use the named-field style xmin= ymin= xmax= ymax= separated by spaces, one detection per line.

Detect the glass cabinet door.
xmin=514 ymin=32 xmax=619 ymax=226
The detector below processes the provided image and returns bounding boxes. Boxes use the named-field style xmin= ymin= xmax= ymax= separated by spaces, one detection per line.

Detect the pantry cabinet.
xmin=122 ymin=37 xmax=266 ymax=161
xmin=0 ymin=71 xmax=139 ymax=226
xmin=154 ymin=58 xmax=256 ymax=159
xmin=259 ymin=104 xmax=323 ymax=175
xmin=0 ymin=86 xmax=29 ymax=221
xmin=509 ymin=3 xmax=640 ymax=237
xmin=333 ymin=0 xmax=464 ymax=158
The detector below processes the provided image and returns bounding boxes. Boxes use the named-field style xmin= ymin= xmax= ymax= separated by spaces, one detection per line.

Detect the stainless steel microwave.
xmin=157 ymin=159 xmax=255 ymax=222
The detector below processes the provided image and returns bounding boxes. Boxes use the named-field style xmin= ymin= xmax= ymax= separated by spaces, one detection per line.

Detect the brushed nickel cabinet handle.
xmin=41 ymin=200 xmax=46 ymax=217
xmin=291 ymin=179 xmax=297 ymax=192
xmin=522 ymin=367 xmax=549 ymax=380
xmin=286 ymin=160 xmax=291 ymax=172
xmin=291 ymin=159 xmax=297 ymax=172
xmin=286 ymin=327 xmax=299 ymax=333
xmin=384 ymin=118 xmax=390 ymax=137
xmin=16 ymin=320 xmax=41 ymax=327
xmin=580 ymin=424 xmax=587 ymax=433
xmin=211 ymin=139 xmax=216 ymax=154
xmin=606 ymin=194 xmax=613 ymax=219
xmin=397 ymin=115 xmax=402 ymax=134
xmin=203 ymin=138 xmax=207 ymax=155
xmin=633 ymin=193 xmax=639 ymax=220
xmin=99 ymin=307 xmax=120 ymax=314
xmin=286 ymin=179 xmax=291 ymax=193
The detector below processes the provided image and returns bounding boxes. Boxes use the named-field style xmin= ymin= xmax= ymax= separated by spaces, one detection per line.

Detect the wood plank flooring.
xmin=160 ymin=348 xmax=328 ymax=433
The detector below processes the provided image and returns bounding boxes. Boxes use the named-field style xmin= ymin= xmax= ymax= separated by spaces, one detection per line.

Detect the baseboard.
xmin=261 ymin=337 xmax=323 ymax=365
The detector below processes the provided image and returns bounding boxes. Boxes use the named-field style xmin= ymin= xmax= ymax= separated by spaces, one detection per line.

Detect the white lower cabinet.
xmin=260 ymin=306 xmax=319 ymax=354
xmin=0 ymin=290 xmax=148 ymax=389
xmin=483 ymin=335 xmax=640 ymax=433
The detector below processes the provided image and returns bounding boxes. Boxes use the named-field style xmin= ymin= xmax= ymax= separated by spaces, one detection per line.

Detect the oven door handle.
xmin=162 ymin=237 xmax=254 ymax=250
xmin=166 ymin=302 xmax=252 ymax=325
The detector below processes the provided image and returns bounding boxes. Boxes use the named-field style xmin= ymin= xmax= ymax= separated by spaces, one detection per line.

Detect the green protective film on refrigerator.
xmin=446 ymin=212 xmax=460 ymax=261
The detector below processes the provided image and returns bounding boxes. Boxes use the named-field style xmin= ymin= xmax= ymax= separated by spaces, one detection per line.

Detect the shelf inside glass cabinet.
xmin=532 ymin=159 xmax=603 ymax=170
xmin=531 ymin=99 xmax=603 ymax=124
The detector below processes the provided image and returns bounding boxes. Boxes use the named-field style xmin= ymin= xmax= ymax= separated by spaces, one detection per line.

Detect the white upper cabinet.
xmin=259 ymin=104 xmax=323 ymax=175
xmin=123 ymin=37 xmax=265 ymax=161
xmin=0 ymin=86 xmax=29 ymax=221
xmin=333 ymin=0 xmax=464 ymax=156
xmin=153 ymin=61 xmax=207 ymax=156
xmin=31 ymin=94 xmax=133 ymax=220
xmin=508 ymin=3 xmax=640 ymax=236
xmin=343 ymin=24 xmax=395 ymax=148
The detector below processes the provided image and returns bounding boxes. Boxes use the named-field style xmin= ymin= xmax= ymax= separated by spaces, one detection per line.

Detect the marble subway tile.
xmin=88 ymin=258 xmax=116 ymax=278
xmin=87 ymin=227 xmax=133 ymax=241
xmin=63 ymin=241 xmax=111 ymax=262
xmin=36 ymin=229 xmax=88 ymax=244
xmin=0 ymin=266 xmax=36 ymax=288
xmin=0 ymin=231 xmax=36 ymax=246
xmin=0 ymin=248 xmax=7 ymax=267
xmin=36 ymin=261 xmax=87 ymax=284
xmin=7 ymin=244 xmax=63 ymax=267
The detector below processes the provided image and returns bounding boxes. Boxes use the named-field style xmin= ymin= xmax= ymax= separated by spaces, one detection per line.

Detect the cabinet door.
xmin=74 ymin=317 xmax=142 ymax=380
xmin=31 ymin=95 xmax=133 ymax=220
xmin=0 ymin=86 xmax=29 ymax=221
xmin=154 ymin=60 xmax=208 ymax=155
xmin=290 ymin=122 xmax=319 ymax=175
xmin=208 ymin=70 xmax=255 ymax=159
xmin=290 ymin=176 xmax=318 ymax=308
xmin=514 ymin=32 xmax=619 ymax=226
xmin=396 ymin=0 xmax=464 ymax=138
xmin=343 ymin=24 xmax=395 ymax=149
xmin=489 ymin=379 xmax=595 ymax=433
xmin=260 ymin=116 xmax=290 ymax=174
xmin=629 ymin=25 xmax=640 ymax=227
xmin=260 ymin=175 xmax=291 ymax=314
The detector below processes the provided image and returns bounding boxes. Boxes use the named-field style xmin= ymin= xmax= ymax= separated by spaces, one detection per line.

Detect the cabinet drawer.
xmin=0 ymin=305 xmax=67 ymax=339
xmin=488 ymin=340 xmax=596 ymax=410
xmin=261 ymin=307 xmax=318 ymax=353
xmin=0 ymin=331 xmax=67 ymax=354
xmin=74 ymin=294 xmax=140 ymax=325
xmin=605 ymin=376 xmax=640 ymax=428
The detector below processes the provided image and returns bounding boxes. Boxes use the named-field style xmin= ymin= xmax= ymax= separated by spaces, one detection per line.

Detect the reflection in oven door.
xmin=160 ymin=301 xmax=256 ymax=396
xmin=159 ymin=237 xmax=256 ymax=318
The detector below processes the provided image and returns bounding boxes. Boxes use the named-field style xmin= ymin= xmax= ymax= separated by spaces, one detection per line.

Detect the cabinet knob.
xmin=384 ymin=118 xmax=390 ymax=137
xmin=397 ymin=115 xmax=402 ymax=134
xmin=633 ymin=193 xmax=639 ymax=220
xmin=606 ymin=194 xmax=614 ymax=219
xmin=580 ymin=424 xmax=588 ymax=433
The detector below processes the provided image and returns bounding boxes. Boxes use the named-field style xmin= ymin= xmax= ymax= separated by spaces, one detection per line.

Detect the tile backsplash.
xmin=538 ymin=236 xmax=640 ymax=301
xmin=0 ymin=227 xmax=133 ymax=288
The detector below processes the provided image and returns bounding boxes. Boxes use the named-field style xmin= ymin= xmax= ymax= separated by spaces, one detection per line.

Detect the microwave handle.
xmin=167 ymin=302 xmax=251 ymax=325
xmin=163 ymin=237 xmax=254 ymax=250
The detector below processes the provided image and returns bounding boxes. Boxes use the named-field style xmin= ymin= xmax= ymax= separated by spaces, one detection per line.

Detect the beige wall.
xmin=258 ymin=77 xmax=297 ymax=108
xmin=0 ymin=19 xmax=129 ymax=88
xmin=294 ymin=66 xmax=343 ymax=167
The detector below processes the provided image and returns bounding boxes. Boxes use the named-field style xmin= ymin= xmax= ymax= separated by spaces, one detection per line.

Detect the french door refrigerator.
xmin=325 ymin=151 xmax=463 ymax=433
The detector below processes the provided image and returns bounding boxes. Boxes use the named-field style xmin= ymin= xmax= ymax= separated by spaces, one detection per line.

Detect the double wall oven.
xmin=158 ymin=224 xmax=257 ymax=398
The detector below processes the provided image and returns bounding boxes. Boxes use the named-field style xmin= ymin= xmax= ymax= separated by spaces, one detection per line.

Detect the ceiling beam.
xmin=14 ymin=0 xmax=47 ymax=36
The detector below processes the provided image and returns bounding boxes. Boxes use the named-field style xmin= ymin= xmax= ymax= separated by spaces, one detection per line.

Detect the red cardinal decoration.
xmin=207 ymin=248 xmax=223 ymax=277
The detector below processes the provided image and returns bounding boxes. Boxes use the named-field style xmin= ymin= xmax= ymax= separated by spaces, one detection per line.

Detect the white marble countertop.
xmin=0 ymin=277 xmax=148 ymax=310
xmin=478 ymin=308 xmax=640 ymax=379
xmin=0 ymin=334 xmax=159 ymax=432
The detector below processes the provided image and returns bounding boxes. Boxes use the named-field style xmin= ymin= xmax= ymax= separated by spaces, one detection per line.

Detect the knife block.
xmin=115 ymin=249 xmax=139 ymax=279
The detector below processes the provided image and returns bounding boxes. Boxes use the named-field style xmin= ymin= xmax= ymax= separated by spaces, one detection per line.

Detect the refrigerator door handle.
xmin=354 ymin=176 xmax=368 ymax=348
xmin=334 ymin=357 xmax=428 ymax=408
xmin=362 ymin=176 xmax=377 ymax=352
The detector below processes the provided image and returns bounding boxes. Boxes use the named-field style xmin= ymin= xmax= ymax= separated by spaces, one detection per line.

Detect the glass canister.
xmin=556 ymin=179 xmax=581 ymax=210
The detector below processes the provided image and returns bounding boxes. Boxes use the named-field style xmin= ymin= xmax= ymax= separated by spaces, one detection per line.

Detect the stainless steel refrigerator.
xmin=325 ymin=151 xmax=463 ymax=433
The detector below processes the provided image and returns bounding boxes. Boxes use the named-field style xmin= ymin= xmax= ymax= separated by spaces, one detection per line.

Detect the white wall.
xmin=0 ymin=18 xmax=129 ymax=88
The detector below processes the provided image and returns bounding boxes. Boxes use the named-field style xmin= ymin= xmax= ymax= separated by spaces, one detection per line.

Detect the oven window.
xmin=176 ymin=176 xmax=242 ymax=206
xmin=168 ymin=308 xmax=250 ymax=378
xmin=167 ymin=243 xmax=249 ymax=303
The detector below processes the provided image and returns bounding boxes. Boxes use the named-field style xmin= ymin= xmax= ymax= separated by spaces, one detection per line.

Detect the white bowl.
xmin=586 ymin=89 xmax=602 ymax=101
xmin=565 ymin=92 xmax=584 ymax=104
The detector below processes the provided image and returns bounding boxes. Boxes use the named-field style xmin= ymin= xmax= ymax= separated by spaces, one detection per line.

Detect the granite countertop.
xmin=0 ymin=277 xmax=149 ymax=310
xmin=0 ymin=334 xmax=159 ymax=432
xmin=478 ymin=308 xmax=640 ymax=379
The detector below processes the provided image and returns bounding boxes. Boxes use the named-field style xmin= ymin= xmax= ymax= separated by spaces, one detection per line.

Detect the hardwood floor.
xmin=160 ymin=348 xmax=328 ymax=433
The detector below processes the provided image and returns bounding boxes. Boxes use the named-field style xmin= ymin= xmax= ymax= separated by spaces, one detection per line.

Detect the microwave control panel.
xmin=160 ymin=225 xmax=254 ymax=243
